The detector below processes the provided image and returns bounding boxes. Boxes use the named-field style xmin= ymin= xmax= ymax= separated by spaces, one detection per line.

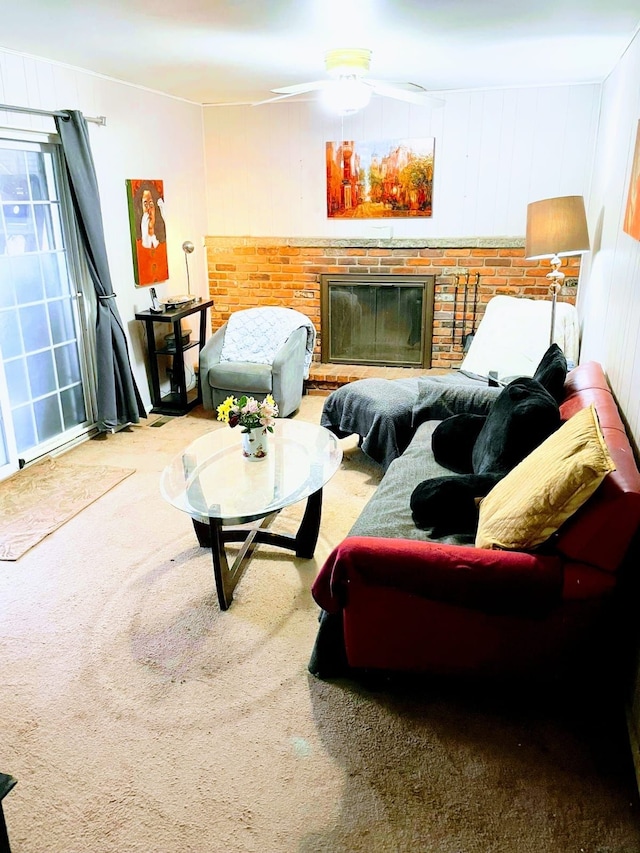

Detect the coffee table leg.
xmin=192 ymin=518 xmax=211 ymax=547
xmin=295 ymin=488 xmax=322 ymax=558
xmin=207 ymin=515 xmax=275 ymax=611
xmin=208 ymin=517 xmax=234 ymax=610
xmin=192 ymin=490 xmax=323 ymax=609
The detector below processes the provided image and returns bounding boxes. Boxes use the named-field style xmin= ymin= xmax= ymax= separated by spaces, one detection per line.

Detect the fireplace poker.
xmin=452 ymin=274 xmax=459 ymax=342
xmin=463 ymin=272 xmax=480 ymax=352
xmin=461 ymin=272 xmax=469 ymax=349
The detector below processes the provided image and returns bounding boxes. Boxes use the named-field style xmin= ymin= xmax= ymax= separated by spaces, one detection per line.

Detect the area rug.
xmin=0 ymin=455 xmax=135 ymax=560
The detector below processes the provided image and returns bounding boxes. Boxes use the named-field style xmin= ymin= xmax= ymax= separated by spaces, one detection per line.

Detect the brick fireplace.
xmin=204 ymin=237 xmax=579 ymax=372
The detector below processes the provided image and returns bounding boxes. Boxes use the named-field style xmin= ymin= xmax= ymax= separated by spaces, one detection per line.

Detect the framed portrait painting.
xmin=623 ymin=121 xmax=640 ymax=241
xmin=126 ymin=179 xmax=169 ymax=285
xmin=326 ymin=138 xmax=435 ymax=219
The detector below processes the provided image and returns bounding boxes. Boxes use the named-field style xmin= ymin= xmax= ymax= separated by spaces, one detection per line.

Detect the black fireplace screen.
xmin=321 ymin=274 xmax=435 ymax=368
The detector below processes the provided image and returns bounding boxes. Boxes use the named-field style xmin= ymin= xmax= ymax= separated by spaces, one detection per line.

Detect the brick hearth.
xmin=305 ymin=362 xmax=450 ymax=393
xmin=205 ymin=237 xmax=579 ymax=372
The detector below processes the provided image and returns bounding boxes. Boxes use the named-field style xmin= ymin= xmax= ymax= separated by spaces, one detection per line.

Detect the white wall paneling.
xmin=579 ymin=29 xmax=640 ymax=447
xmin=575 ymin=28 xmax=640 ymax=788
xmin=204 ymin=83 xmax=600 ymax=239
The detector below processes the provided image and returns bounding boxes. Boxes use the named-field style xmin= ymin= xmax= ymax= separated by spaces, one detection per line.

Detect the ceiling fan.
xmin=253 ymin=47 xmax=443 ymax=114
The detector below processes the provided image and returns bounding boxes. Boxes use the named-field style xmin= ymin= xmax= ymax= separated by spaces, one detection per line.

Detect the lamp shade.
xmin=525 ymin=195 xmax=590 ymax=260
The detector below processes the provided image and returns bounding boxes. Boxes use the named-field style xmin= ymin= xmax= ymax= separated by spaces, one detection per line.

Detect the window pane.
xmin=0 ymin=256 xmax=16 ymax=307
xmin=41 ymin=252 xmax=67 ymax=298
xmin=61 ymin=384 xmax=86 ymax=428
xmin=26 ymin=151 xmax=50 ymax=200
xmin=55 ymin=342 xmax=81 ymax=387
xmin=35 ymin=205 xmax=59 ymax=252
xmin=49 ymin=202 xmax=64 ymax=249
xmin=42 ymin=152 xmax=58 ymax=202
xmin=48 ymin=298 xmax=76 ymax=344
xmin=34 ymin=394 xmax=62 ymax=444
xmin=0 ymin=413 xmax=8 ymax=466
xmin=20 ymin=303 xmax=51 ymax=352
xmin=0 ymin=309 xmax=23 ymax=359
xmin=2 ymin=202 xmax=37 ymax=254
xmin=0 ymin=148 xmax=27 ymax=181
xmin=0 ymin=166 xmax=29 ymax=202
xmin=27 ymin=350 xmax=56 ymax=397
xmin=12 ymin=254 xmax=44 ymax=304
xmin=5 ymin=357 xmax=29 ymax=406
xmin=12 ymin=403 xmax=36 ymax=455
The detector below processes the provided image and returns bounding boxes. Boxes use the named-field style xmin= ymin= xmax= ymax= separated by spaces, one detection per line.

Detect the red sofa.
xmin=309 ymin=362 xmax=640 ymax=678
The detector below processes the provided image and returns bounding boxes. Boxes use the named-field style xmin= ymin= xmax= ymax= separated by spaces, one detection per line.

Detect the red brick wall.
xmin=204 ymin=238 xmax=579 ymax=369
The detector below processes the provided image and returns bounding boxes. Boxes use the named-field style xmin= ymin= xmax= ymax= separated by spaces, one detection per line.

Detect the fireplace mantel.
xmin=206 ymin=236 xmax=526 ymax=250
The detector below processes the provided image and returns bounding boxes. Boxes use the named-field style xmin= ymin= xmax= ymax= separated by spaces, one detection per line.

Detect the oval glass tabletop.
xmin=160 ymin=419 xmax=343 ymax=525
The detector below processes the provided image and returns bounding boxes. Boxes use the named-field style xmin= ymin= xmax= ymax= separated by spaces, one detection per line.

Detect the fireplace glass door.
xmin=321 ymin=274 xmax=434 ymax=368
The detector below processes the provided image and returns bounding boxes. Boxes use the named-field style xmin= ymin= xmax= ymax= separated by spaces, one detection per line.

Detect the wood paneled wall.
xmin=203 ymin=85 xmax=600 ymax=239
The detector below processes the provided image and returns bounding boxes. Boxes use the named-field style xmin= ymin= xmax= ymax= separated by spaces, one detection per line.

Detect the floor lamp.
xmin=525 ymin=195 xmax=590 ymax=346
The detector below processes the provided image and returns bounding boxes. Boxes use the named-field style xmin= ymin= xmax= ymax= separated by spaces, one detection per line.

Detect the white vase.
xmin=241 ymin=426 xmax=268 ymax=460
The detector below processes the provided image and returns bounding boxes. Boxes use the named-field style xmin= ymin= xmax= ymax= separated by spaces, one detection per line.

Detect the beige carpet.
xmin=1 ymin=395 xmax=639 ymax=852
xmin=0 ymin=455 xmax=135 ymax=560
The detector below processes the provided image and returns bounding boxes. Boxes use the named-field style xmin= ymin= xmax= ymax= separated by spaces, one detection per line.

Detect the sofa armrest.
xmin=199 ymin=324 xmax=226 ymax=371
xmin=312 ymin=536 xmax=564 ymax=618
xmin=271 ymin=326 xmax=307 ymax=417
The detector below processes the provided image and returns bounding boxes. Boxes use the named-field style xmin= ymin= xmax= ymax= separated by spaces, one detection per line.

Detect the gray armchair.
xmin=199 ymin=307 xmax=315 ymax=418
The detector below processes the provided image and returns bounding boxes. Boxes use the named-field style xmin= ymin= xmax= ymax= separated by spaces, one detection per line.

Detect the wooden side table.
xmin=135 ymin=299 xmax=213 ymax=416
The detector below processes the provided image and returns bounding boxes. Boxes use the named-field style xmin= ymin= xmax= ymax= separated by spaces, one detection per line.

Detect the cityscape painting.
xmin=326 ymin=137 xmax=435 ymax=219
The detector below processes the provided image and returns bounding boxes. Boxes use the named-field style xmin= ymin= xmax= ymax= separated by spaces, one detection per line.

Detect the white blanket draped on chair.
xmin=220 ymin=307 xmax=316 ymax=378
xmin=459 ymin=295 xmax=580 ymax=382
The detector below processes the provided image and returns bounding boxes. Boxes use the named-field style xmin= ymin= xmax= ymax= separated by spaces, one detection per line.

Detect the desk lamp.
xmin=525 ymin=195 xmax=590 ymax=345
xmin=182 ymin=240 xmax=195 ymax=295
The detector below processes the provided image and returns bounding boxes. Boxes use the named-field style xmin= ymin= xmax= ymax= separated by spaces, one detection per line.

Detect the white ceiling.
xmin=0 ymin=0 xmax=639 ymax=106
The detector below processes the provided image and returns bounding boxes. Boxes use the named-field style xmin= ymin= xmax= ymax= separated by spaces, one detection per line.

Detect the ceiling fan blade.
xmin=367 ymin=80 xmax=444 ymax=107
xmin=367 ymin=79 xmax=428 ymax=93
xmin=270 ymin=81 xmax=327 ymax=95
xmin=252 ymin=92 xmax=301 ymax=106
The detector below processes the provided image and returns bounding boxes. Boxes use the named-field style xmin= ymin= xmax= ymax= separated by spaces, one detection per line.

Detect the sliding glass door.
xmin=0 ymin=135 xmax=96 ymax=478
xmin=0 ymin=372 xmax=16 ymax=480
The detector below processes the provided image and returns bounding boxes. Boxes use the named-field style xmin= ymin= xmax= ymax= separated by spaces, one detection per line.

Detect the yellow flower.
xmin=265 ymin=394 xmax=275 ymax=407
xmin=216 ymin=396 xmax=236 ymax=423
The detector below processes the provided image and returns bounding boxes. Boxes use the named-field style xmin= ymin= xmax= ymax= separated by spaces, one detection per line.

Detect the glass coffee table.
xmin=161 ymin=419 xmax=343 ymax=610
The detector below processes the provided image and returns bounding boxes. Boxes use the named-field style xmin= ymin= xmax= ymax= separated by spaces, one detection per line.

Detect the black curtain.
xmin=54 ymin=109 xmax=146 ymax=431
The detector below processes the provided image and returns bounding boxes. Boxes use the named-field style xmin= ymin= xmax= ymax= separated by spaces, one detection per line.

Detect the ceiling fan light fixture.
xmin=320 ymin=77 xmax=372 ymax=114
xmin=255 ymin=44 xmax=442 ymax=111
xmin=325 ymin=47 xmax=371 ymax=79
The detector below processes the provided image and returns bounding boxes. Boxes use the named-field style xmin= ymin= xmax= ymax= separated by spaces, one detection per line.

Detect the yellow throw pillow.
xmin=475 ymin=404 xmax=616 ymax=550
